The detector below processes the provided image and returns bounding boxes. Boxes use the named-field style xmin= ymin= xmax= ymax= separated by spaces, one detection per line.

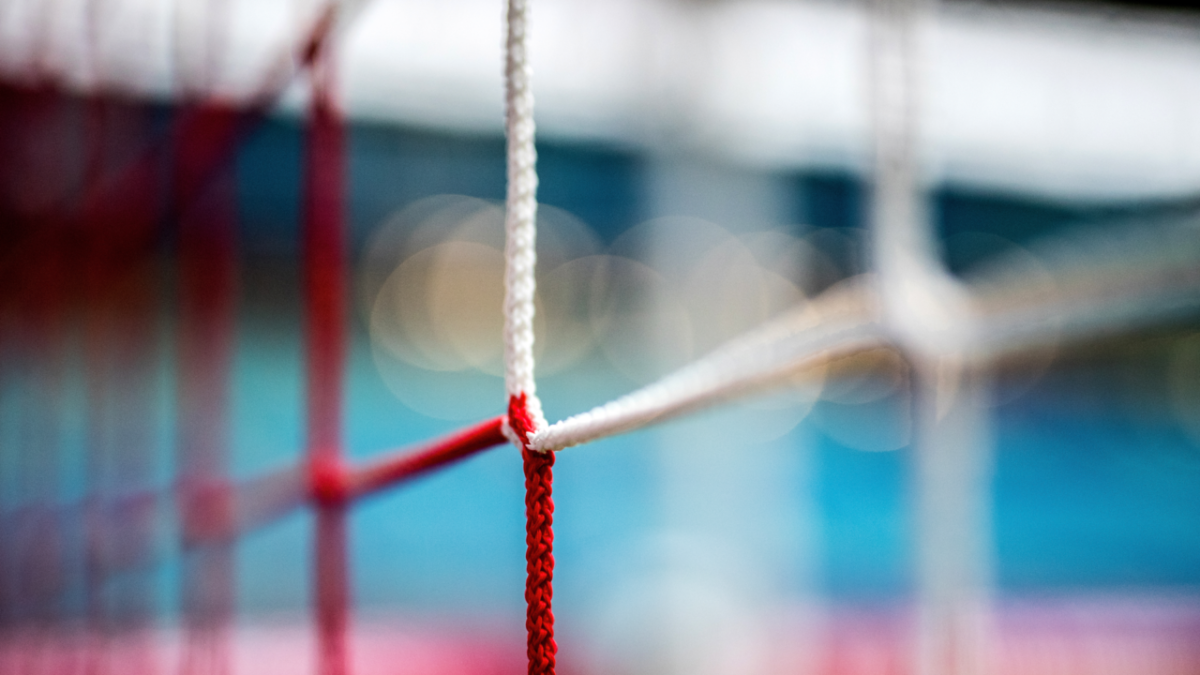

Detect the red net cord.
xmin=174 ymin=102 xmax=240 ymax=675
xmin=303 ymin=47 xmax=350 ymax=675
xmin=508 ymin=394 xmax=556 ymax=675
xmin=80 ymin=95 xmax=167 ymax=675
xmin=0 ymin=83 xmax=73 ymax=643
xmin=345 ymin=416 xmax=509 ymax=500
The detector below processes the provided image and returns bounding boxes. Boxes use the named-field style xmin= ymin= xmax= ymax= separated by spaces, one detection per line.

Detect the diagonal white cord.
xmin=529 ymin=280 xmax=885 ymax=452
xmin=968 ymin=216 xmax=1200 ymax=359
xmin=502 ymin=0 xmax=547 ymax=435
xmin=524 ymin=210 xmax=1200 ymax=455
xmin=493 ymin=0 xmax=1198 ymax=457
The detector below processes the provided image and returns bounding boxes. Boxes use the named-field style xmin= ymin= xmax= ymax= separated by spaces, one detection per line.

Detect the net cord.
xmin=528 ymin=222 xmax=1200 ymax=454
xmin=530 ymin=282 xmax=883 ymax=453
xmin=501 ymin=2 xmax=556 ymax=675
xmin=502 ymin=0 xmax=546 ymax=432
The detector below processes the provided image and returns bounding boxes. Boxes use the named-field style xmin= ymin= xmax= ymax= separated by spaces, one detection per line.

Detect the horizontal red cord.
xmin=204 ymin=416 xmax=508 ymax=535
xmin=342 ymin=415 xmax=509 ymax=502
xmin=81 ymin=416 xmax=510 ymax=570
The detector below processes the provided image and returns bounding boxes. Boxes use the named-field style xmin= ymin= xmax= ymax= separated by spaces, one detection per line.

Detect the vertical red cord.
xmin=76 ymin=92 xmax=169 ymax=675
xmin=508 ymin=393 xmax=556 ymax=675
xmin=303 ymin=85 xmax=345 ymax=466
xmin=4 ymin=85 xmax=73 ymax=633
xmin=175 ymin=103 xmax=240 ymax=675
xmin=314 ymin=507 xmax=350 ymax=675
xmin=303 ymin=50 xmax=350 ymax=675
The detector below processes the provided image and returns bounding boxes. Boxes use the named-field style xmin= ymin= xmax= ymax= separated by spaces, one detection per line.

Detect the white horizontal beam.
xmin=4 ymin=0 xmax=1200 ymax=199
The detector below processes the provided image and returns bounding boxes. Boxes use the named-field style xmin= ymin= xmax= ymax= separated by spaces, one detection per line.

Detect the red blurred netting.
xmin=0 ymin=4 xmax=515 ymax=674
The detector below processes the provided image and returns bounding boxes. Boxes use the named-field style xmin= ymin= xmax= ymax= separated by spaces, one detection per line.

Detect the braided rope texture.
xmin=509 ymin=393 xmax=556 ymax=675
xmin=504 ymin=3 xmax=554 ymax=672
xmin=503 ymin=0 xmax=543 ymax=418
xmin=530 ymin=282 xmax=882 ymax=452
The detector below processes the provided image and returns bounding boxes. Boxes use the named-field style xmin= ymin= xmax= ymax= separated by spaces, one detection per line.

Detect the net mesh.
xmin=1 ymin=1 xmax=1199 ymax=674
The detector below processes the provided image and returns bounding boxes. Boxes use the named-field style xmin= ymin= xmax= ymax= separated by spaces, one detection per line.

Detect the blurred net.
xmin=1 ymin=0 xmax=1200 ymax=674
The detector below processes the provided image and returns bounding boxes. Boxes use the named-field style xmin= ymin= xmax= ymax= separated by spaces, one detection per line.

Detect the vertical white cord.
xmin=503 ymin=0 xmax=547 ymax=433
xmin=867 ymin=2 xmax=992 ymax=674
xmin=869 ymin=0 xmax=928 ymax=278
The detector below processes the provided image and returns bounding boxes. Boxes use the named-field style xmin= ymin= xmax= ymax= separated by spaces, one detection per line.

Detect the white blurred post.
xmin=866 ymin=1 xmax=993 ymax=674
xmin=628 ymin=157 xmax=817 ymax=675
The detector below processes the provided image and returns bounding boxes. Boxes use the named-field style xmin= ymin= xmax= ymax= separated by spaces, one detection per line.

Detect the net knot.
xmin=309 ymin=456 xmax=347 ymax=507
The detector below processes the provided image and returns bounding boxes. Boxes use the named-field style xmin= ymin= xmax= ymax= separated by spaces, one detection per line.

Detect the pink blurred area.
xmin=0 ymin=618 xmax=524 ymax=675
xmin=2 ymin=598 xmax=1199 ymax=675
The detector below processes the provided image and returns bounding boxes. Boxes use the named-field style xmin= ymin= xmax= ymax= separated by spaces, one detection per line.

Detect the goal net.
xmin=0 ymin=0 xmax=1198 ymax=674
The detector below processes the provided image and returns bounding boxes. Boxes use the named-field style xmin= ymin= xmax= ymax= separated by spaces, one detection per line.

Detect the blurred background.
xmin=1 ymin=0 xmax=1200 ymax=673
